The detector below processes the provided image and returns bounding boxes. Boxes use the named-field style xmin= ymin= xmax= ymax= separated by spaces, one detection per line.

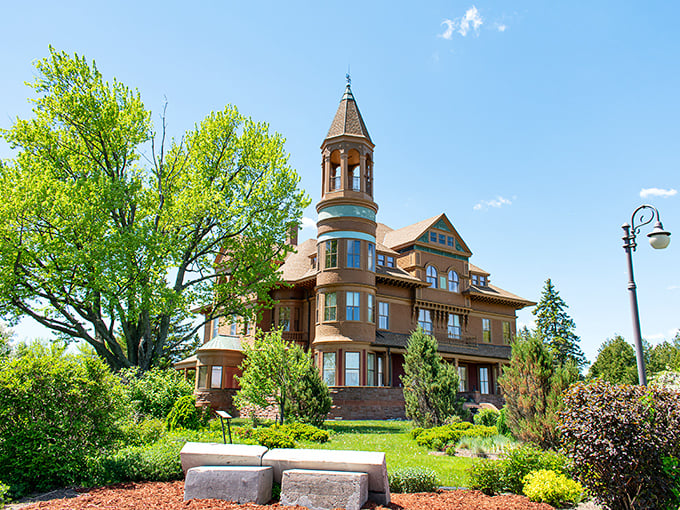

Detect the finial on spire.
xmin=346 ymin=65 xmax=351 ymax=88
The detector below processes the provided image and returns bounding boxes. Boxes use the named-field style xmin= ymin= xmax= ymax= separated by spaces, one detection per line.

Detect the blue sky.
xmin=1 ymin=1 xmax=678 ymax=363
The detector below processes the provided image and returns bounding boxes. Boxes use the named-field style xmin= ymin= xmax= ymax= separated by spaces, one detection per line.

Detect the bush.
xmin=166 ymin=395 xmax=209 ymax=431
xmin=474 ymin=408 xmax=500 ymax=427
xmin=277 ymin=423 xmax=329 ymax=443
xmin=522 ymin=469 xmax=584 ymax=507
xmin=86 ymin=438 xmax=183 ymax=485
xmin=252 ymin=427 xmax=296 ymax=449
xmin=284 ymin=353 xmax=332 ymax=427
xmin=560 ymin=380 xmax=680 ymax=510
xmin=496 ymin=407 xmax=511 ymax=436
xmin=0 ymin=347 xmax=127 ymax=497
xmin=409 ymin=427 xmax=424 ymax=439
xmin=0 ymin=481 xmax=9 ymax=509
xmin=468 ymin=444 xmax=571 ymax=496
xmin=120 ymin=367 xmax=193 ymax=420
xmin=414 ymin=422 xmax=497 ymax=451
xmin=118 ymin=417 xmax=165 ymax=447
xmin=388 ymin=467 xmax=440 ymax=493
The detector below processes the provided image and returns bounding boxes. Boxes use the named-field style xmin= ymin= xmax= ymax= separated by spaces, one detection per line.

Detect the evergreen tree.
xmin=587 ymin=335 xmax=638 ymax=384
xmin=499 ymin=332 xmax=577 ymax=449
xmin=647 ymin=332 xmax=680 ymax=375
xmin=533 ymin=279 xmax=586 ymax=369
xmin=284 ymin=349 xmax=332 ymax=427
xmin=402 ymin=327 xmax=465 ymax=428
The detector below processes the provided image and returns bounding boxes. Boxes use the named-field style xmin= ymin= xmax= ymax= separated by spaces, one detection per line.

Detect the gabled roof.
xmin=280 ymin=238 xmax=318 ymax=282
xmin=464 ymin=283 xmax=536 ymax=309
xmin=469 ymin=263 xmax=490 ymax=276
xmin=382 ymin=213 xmax=472 ymax=256
xmin=324 ymin=83 xmax=373 ymax=144
xmin=198 ymin=335 xmax=243 ymax=351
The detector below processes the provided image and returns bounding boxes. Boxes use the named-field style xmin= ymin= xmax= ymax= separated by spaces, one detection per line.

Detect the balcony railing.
xmin=282 ymin=331 xmax=307 ymax=343
xmin=437 ymin=335 xmax=479 ymax=347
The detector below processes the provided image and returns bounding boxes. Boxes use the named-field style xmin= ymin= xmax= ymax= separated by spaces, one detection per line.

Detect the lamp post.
xmin=622 ymin=204 xmax=671 ymax=386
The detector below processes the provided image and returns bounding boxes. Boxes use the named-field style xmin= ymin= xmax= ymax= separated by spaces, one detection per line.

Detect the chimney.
xmin=286 ymin=223 xmax=299 ymax=247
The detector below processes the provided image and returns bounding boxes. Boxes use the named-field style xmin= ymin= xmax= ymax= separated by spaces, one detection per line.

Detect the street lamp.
xmin=622 ymin=204 xmax=671 ymax=386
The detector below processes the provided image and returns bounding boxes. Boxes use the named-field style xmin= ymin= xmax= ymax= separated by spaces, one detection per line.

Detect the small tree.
xmin=647 ymin=332 xmax=680 ymax=374
xmin=402 ymin=327 xmax=464 ymax=428
xmin=587 ymin=335 xmax=638 ymax=384
xmin=235 ymin=330 xmax=327 ymax=425
xmin=499 ymin=332 xmax=577 ymax=449
xmin=284 ymin=348 xmax=332 ymax=427
xmin=533 ymin=279 xmax=586 ymax=369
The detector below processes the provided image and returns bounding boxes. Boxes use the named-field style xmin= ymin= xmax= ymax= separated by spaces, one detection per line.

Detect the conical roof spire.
xmin=325 ymin=77 xmax=373 ymax=144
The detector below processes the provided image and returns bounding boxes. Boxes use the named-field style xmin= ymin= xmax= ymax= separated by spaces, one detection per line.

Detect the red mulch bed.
xmin=21 ymin=481 xmax=554 ymax=510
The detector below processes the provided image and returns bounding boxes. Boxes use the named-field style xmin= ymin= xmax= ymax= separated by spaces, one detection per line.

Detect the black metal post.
xmin=622 ymin=223 xmax=647 ymax=386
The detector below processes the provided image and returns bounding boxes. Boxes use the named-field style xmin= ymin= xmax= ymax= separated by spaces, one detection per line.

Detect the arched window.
xmin=448 ymin=270 xmax=459 ymax=292
xmin=350 ymin=165 xmax=361 ymax=190
xmin=330 ymin=165 xmax=341 ymax=190
xmin=426 ymin=265 xmax=437 ymax=288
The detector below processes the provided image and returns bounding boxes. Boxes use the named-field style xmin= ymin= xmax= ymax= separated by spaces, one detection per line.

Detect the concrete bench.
xmin=262 ymin=448 xmax=390 ymax=505
xmin=280 ymin=469 xmax=368 ymax=510
xmin=180 ymin=442 xmax=268 ymax=474
xmin=184 ymin=465 xmax=273 ymax=504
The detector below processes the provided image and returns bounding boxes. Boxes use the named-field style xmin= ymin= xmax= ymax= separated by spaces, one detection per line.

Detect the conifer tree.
xmin=499 ymin=332 xmax=577 ymax=449
xmin=533 ymin=279 xmax=586 ymax=369
xmin=402 ymin=327 xmax=465 ymax=428
xmin=587 ymin=335 xmax=638 ymax=384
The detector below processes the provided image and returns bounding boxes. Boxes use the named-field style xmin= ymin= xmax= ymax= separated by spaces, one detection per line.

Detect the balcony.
xmin=282 ymin=331 xmax=308 ymax=344
xmin=438 ymin=334 xmax=478 ymax=347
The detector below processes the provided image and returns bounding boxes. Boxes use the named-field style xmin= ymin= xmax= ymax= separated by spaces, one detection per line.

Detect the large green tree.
xmin=499 ymin=332 xmax=577 ymax=449
xmin=647 ymin=332 xmax=680 ymax=374
xmin=587 ymin=335 xmax=638 ymax=384
xmin=402 ymin=327 xmax=465 ymax=428
xmin=0 ymin=48 xmax=308 ymax=371
xmin=533 ymin=279 xmax=586 ymax=369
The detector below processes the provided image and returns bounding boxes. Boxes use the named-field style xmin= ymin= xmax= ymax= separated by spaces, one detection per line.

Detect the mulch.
xmin=17 ymin=480 xmax=555 ymax=510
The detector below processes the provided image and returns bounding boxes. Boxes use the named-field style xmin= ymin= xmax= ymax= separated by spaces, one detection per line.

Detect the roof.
xmin=198 ymin=335 xmax=243 ymax=351
xmin=469 ymin=263 xmax=490 ymax=276
xmin=325 ymin=83 xmax=373 ymax=144
xmin=465 ymin=283 xmax=536 ymax=309
xmin=382 ymin=213 xmax=472 ymax=256
xmin=280 ymin=238 xmax=318 ymax=281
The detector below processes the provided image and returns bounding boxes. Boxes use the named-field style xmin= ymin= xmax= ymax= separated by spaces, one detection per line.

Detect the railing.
xmin=282 ymin=331 xmax=307 ymax=343
xmin=437 ymin=334 xmax=479 ymax=347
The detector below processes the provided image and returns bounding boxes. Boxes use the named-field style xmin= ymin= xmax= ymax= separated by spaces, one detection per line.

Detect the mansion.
xmin=175 ymin=82 xmax=534 ymax=419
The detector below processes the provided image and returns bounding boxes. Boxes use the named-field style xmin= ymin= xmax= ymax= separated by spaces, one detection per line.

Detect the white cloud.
xmin=668 ymin=285 xmax=680 ymax=291
xmin=495 ymin=23 xmax=507 ymax=32
xmin=440 ymin=6 xmax=483 ymax=39
xmin=473 ymin=196 xmax=512 ymax=211
xmin=300 ymin=217 xmax=316 ymax=230
xmin=640 ymin=187 xmax=677 ymax=198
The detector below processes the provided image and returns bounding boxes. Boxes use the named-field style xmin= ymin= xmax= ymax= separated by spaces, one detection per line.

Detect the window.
xmin=367 ymin=294 xmax=375 ymax=323
xmin=448 ymin=314 xmax=461 ymax=339
xmin=211 ymin=366 xmax=223 ymax=388
xmin=480 ymin=367 xmax=490 ymax=394
xmin=426 ymin=265 xmax=437 ymax=288
xmin=311 ymin=255 xmax=317 ymax=269
xmin=458 ymin=365 xmax=467 ymax=391
xmin=377 ymin=253 xmax=385 ymax=266
xmin=345 ymin=352 xmax=360 ymax=386
xmin=198 ymin=366 xmax=208 ymax=388
xmin=346 ymin=291 xmax=360 ymax=321
xmin=279 ymin=307 xmax=291 ymax=331
xmin=447 ymin=236 xmax=454 ymax=247
xmin=430 ymin=232 xmax=437 ymax=242
xmin=350 ymin=165 xmax=361 ymax=190
xmin=503 ymin=322 xmax=512 ymax=344
xmin=212 ymin=318 xmax=219 ymax=338
xmin=325 ymin=239 xmax=337 ymax=268
xmin=367 ymin=353 xmax=376 ymax=386
xmin=418 ymin=309 xmax=432 ymax=334
xmin=368 ymin=243 xmax=375 ymax=271
xmin=438 ymin=234 xmax=446 ymax=244
xmin=330 ymin=165 xmax=341 ymax=190
xmin=448 ymin=270 xmax=459 ymax=292
xmin=347 ymin=240 xmax=361 ymax=268
xmin=482 ymin=318 xmax=491 ymax=342
xmin=472 ymin=274 xmax=479 ymax=285
xmin=324 ymin=292 xmax=337 ymax=321
xmin=377 ymin=356 xmax=384 ymax=386
xmin=386 ymin=256 xmax=395 ymax=267
xmin=378 ymin=302 xmax=389 ymax=330
xmin=479 ymin=276 xmax=487 ymax=286
xmin=323 ymin=352 xmax=336 ymax=386
xmin=229 ymin=319 xmax=238 ymax=336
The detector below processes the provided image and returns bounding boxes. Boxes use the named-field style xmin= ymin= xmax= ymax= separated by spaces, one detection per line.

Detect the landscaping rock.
xmin=280 ymin=469 xmax=368 ymax=510
xmin=183 ymin=465 xmax=273 ymax=504
xmin=179 ymin=442 xmax=268 ymax=474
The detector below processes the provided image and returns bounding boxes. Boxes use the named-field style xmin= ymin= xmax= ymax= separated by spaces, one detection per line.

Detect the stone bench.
xmin=180 ymin=442 xmax=268 ymax=473
xmin=262 ymin=448 xmax=390 ymax=505
xmin=280 ymin=469 xmax=368 ymax=510
xmin=184 ymin=465 xmax=273 ymax=504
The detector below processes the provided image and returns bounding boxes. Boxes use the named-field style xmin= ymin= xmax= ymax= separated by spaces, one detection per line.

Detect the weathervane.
xmin=346 ymin=65 xmax=351 ymax=87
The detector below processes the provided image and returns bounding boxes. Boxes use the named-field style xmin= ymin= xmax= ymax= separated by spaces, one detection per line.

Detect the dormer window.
xmin=438 ymin=234 xmax=446 ymax=244
xmin=386 ymin=256 xmax=395 ymax=268
xmin=377 ymin=254 xmax=385 ymax=266
xmin=447 ymin=236 xmax=454 ymax=247
xmin=472 ymin=274 xmax=478 ymax=285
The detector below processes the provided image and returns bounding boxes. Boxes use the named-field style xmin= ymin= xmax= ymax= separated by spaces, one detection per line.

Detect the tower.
xmin=314 ymin=79 xmax=378 ymax=386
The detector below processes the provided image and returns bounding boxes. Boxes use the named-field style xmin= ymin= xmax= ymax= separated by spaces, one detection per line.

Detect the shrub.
xmin=450 ymin=434 xmax=516 ymax=457
xmin=474 ymin=408 xmax=500 ymax=427
xmin=522 ymin=469 xmax=583 ymax=507
xmin=0 ymin=481 xmax=9 ymax=509
xmin=252 ymin=427 xmax=296 ymax=449
xmin=414 ymin=422 xmax=496 ymax=451
xmin=118 ymin=417 xmax=165 ymax=447
xmin=495 ymin=407 xmax=511 ymax=436
xmin=120 ymin=367 xmax=193 ymax=420
xmin=284 ymin=352 xmax=332 ymax=427
xmin=498 ymin=333 xmax=577 ymax=449
xmin=277 ymin=423 xmax=329 ymax=443
xmin=86 ymin=438 xmax=183 ymax=485
xmin=560 ymin=380 xmax=680 ymax=510
xmin=166 ymin=395 xmax=209 ymax=431
xmin=402 ymin=328 xmax=466 ymax=428
xmin=0 ymin=347 xmax=127 ymax=497
xmin=467 ymin=444 xmax=571 ymax=496
xmin=409 ymin=427 xmax=424 ymax=439
xmin=388 ymin=467 xmax=440 ymax=493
